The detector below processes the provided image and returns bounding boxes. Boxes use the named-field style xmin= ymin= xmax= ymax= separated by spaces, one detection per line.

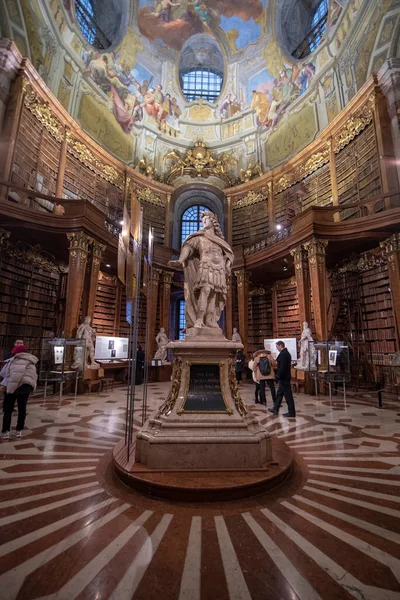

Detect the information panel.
xmin=263 ymin=338 xmax=298 ymax=361
xmin=182 ymin=364 xmax=227 ymax=413
xmin=94 ymin=336 xmax=129 ymax=360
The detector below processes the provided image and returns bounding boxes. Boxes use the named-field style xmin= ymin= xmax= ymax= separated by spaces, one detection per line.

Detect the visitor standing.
xmin=247 ymin=357 xmax=260 ymax=403
xmin=235 ymin=349 xmax=246 ymax=383
xmin=253 ymin=348 xmax=277 ymax=406
xmin=269 ymin=341 xmax=296 ymax=418
xmin=1 ymin=344 xmax=38 ymax=439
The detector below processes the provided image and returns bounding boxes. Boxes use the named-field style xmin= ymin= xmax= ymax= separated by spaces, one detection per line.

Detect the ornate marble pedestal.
xmin=135 ymin=328 xmax=272 ymax=470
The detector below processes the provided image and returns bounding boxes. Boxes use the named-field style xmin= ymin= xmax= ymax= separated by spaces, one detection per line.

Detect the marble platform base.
xmin=112 ymin=436 xmax=292 ymax=502
xmin=133 ymin=328 xmax=273 ymax=471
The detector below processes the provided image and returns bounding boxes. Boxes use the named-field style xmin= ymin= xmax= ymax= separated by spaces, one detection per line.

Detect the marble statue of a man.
xmin=232 ymin=327 xmax=242 ymax=343
xmin=296 ymin=321 xmax=316 ymax=370
xmin=154 ymin=327 xmax=170 ymax=362
xmin=169 ymin=211 xmax=233 ymax=330
xmin=76 ymin=316 xmax=100 ymax=369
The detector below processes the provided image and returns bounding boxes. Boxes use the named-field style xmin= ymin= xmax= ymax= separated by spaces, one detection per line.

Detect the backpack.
xmin=258 ymin=356 xmax=271 ymax=376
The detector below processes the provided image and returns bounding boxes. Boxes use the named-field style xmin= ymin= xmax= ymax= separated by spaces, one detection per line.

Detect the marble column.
xmin=160 ymin=270 xmax=173 ymax=331
xmin=290 ymin=244 xmax=311 ymax=326
xmin=234 ymin=269 xmax=249 ymax=354
xmin=85 ymin=241 xmax=106 ymax=321
xmin=304 ymin=238 xmax=329 ymax=340
xmin=380 ymin=233 xmax=400 ymax=349
xmin=147 ymin=268 xmax=162 ymax=359
xmin=64 ymin=232 xmax=92 ymax=337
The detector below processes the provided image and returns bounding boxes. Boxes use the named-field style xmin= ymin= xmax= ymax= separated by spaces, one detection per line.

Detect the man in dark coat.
xmin=269 ymin=341 xmax=296 ymax=418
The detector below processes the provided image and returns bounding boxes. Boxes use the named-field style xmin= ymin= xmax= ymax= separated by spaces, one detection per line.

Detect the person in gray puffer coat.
xmin=1 ymin=345 xmax=38 ymax=439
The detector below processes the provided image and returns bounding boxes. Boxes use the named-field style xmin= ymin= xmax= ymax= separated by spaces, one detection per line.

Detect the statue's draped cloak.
xmin=180 ymin=230 xmax=233 ymax=328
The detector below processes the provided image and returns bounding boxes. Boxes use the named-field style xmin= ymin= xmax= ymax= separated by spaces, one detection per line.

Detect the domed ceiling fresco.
xmin=138 ymin=0 xmax=267 ymax=51
xmin=1 ymin=0 xmax=396 ymax=173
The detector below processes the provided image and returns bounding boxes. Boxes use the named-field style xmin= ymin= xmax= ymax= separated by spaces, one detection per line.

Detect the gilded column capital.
xmin=303 ymin=238 xmax=328 ymax=256
xmin=233 ymin=269 xmax=250 ymax=289
xmin=290 ymin=244 xmax=308 ymax=263
xmin=380 ymin=233 xmax=400 ymax=254
xmin=162 ymin=270 xmax=174 ymax=285
xmin=151 ymin=268 xmax=163 ymax=285
xmin=0 ymin=228 xmax=11 ymax=246
xmin=67 ymin=231 xmax=93 ymax=253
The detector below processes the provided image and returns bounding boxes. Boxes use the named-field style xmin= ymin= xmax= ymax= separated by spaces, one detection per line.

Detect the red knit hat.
xmin=12 ymin=345 xmax=27 ymax=355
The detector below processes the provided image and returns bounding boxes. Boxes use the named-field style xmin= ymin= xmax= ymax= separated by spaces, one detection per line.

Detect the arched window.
xmin=292 ymin=0 xmax=329 ymax=59
xmin=180 ymin=69 xmax=223 ymax=103
xmin=180 ymin=205 xmax=209 ymax=245
xmin=75 ymin=0 xmax=128 ymax=50
xmin=178 ymin=299 xmax=186 ymax=340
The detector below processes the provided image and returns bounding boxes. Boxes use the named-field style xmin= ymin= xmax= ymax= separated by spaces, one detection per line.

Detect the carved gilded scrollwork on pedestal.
xmin=158 ymin=359 xmax=183 ymax=416
xmin=228 ymin=359 xmax=247 ymax=417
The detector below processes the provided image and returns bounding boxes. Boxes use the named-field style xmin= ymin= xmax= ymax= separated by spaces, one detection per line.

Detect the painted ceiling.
xmin=137 ymin=0 xmax=268 ymax=52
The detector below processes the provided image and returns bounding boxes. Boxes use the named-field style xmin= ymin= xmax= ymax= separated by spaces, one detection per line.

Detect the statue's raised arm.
xmin=170 ymin=210 xmax=233 ymax=331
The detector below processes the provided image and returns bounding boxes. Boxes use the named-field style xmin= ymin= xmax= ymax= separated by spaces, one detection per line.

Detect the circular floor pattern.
xmin=0 ymin=382 xmax=399 ymax=600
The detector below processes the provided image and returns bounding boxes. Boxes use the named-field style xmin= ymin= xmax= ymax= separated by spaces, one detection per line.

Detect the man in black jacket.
xmin=268 ymin=341 xmax=296 ymax=418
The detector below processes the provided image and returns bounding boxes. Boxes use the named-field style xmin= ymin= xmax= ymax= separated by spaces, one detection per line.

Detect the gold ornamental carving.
xmin=233 ymin=190 xmax=265 ymax=209
xmin=136 ymin=187 xmax=165 ymax=207
xmin=135 ymin=157 xmax=159 ymax=181
xmin=158 ymin=359 xmax=183 ymax=416
xmin=275 ymin=147 xmax=330 ymax=193
xmin=65 ymin=132 xmax=122 ymax=187
xmin=239 ymin=163 xmax=263 ymax=183
xmin=380 ymin=233 xmax=400 ymax=255
xmin=333 ymin=94 xmax=375 ymax=153
xmin=1 ymin=238 xmax=60 ymax=272
xmin=23 ymin=86 xmax=64 ymax=142
xmin=163 ymin=140 xmax=236 ymax=185
xmin=228 ymin=359 xmax=248 ymax=417
xmin=162 ymin=270 xmax=174 ymax=285
xmin=274 ymin=277 xmax=296 ymax=291
xmin=290 ymin=245 xmax=308 ymax=264
xmin=92 ymin=240 xmax=106 ymax=259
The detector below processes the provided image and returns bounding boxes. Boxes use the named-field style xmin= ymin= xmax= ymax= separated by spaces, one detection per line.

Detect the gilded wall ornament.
xmin=136 ymin=187 xmax=165 ymax=207
xmin=233 ymin=190 xmax=265 ymax=209
xmin=158 ymin=359 xmax=183 ymax=416
xmin=163 ymin=140 xmax=236 ymax=185
xmin=333 ymin=94 xmax=375 ymax=153
xmin=24 ymin=86 xmax=64 ymax=142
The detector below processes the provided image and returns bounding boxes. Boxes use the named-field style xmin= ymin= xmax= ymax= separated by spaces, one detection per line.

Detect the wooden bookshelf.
xmin=93 ymin=276 xmax=117 ymax=336
xmin=335 ymin=123 xmax=381 ymax=218
xmin=0 ymin=256 xmax=59 ymax=359
xmin=274 ymin=282 xmax=300 ymax=339
xmin=232 ymin=201 xmax=269 ymax=247
xmin=247 ymin=290 xmax=273 ymax=356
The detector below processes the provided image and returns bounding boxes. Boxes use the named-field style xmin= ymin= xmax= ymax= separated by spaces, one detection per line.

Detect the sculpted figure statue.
xmin=75 ymin=316 xmax=100 ymax=369
xmin=154 ymin=327 xmax=170 ymax=362
xmin=169 ymin=211 xmax=233 ymax=330
xmin=232 ymin=327 xmax=242 ymax=343
xmin=296 ymin=321 xmax=316 ymax=370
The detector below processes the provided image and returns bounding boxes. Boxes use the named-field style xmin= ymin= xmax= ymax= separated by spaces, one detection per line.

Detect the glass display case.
xmin=39 ymin=338 xmax=85 ymax=399
xmin=308 ymin=341 xmax=350 ymax=401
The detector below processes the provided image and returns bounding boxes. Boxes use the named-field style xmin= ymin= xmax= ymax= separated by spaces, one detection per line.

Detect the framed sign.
xmin=181 ymin=364 xmax=227 ymax=413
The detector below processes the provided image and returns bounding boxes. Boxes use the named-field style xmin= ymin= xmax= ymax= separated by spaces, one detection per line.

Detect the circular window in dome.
xmin=179 ymin=34 xmax=225 ymax=103
xmin=277 ymin=0 xmax=329 ymax=60
xmin=74 ymin=0 xmax=129 ymax=51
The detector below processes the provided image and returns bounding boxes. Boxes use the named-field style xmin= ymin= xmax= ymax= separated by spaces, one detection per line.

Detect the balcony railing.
xmin=0 ymin=178 xmax=122 ymax=239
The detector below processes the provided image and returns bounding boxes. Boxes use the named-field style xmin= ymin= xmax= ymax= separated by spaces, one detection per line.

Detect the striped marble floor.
xmin=0 ymin=383 xmax=400 ymax=600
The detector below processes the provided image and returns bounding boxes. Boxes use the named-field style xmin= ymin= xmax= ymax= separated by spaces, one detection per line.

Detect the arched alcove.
xmin=171 ymin=184 xmax=226 ymax=251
